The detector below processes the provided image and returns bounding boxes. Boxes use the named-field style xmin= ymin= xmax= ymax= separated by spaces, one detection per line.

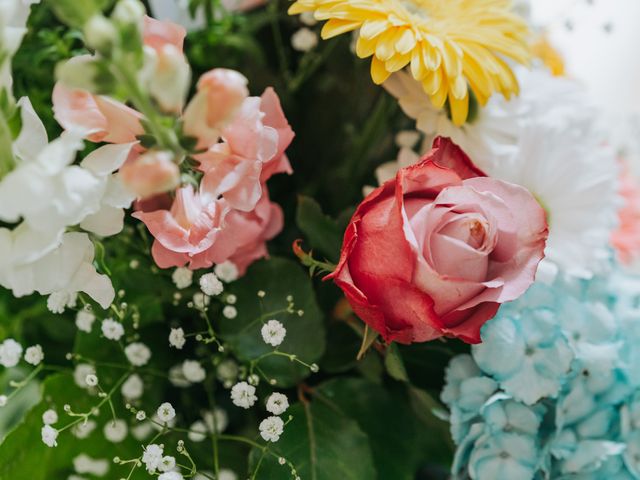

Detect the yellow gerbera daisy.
xmin=288 ymin=0 xmax=531 ymax=125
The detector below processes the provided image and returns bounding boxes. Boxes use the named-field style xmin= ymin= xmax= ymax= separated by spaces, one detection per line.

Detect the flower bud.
xmin=120 ymin=150 xmax=180 ymax=199
xmin=55 ymin=56 xmax=99 ymax=92
xmin=112 ymin=0 xmax=146 ymax=25
xmin=146 ymin=44 xmax=191 ymax=113
xmin=84 ymin=15 xmax=117 ymax=52
xmin=182 ymin=68 xmax=249 ymax=148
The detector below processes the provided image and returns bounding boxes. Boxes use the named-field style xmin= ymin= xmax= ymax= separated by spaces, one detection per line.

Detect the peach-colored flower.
xmin=120 ymin=150 xmax=181 ymax=199
xmin=52 ymin=83 xmax=144 ymax=144
xmin=134 ymin=187 xmax=282 ymax=276
xmin=196 ymin=88 xmax=294 ymax=211
xmin=132 ymin=185 xmax=228 ymax=267
xmin=142 ymin=15 xmax=186 ymax=52
xmin=612 ymin=164 xmax=640 ymax=264
xmin=182 ymin=68 xmax=249 ymax=149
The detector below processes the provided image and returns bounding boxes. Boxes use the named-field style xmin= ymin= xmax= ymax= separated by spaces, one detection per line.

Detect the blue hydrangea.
xmin=441 ymin=268 xmax=640 ymax=480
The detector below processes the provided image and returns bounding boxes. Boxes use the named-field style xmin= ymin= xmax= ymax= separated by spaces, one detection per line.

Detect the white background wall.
xmin=531 ymin=0 xmax=640 ymax=115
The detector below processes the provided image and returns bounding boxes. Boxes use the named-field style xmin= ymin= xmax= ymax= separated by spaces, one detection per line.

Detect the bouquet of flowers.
xmin=0 ymin=0 xmax=637 ymax=479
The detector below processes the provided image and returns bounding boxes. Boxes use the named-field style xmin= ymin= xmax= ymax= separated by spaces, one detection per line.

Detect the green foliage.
xmin=0 ymin=374 xmax=149 ymax=480
xmin=295 ymin=195 xmax=343 ymax=263
xmin=221 ymin=257 xmax=326 ymax=388
xmin=249 ymin=400 xmax=376 ymax=479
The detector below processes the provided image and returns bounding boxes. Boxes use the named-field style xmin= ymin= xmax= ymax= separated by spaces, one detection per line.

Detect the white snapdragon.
xmin=124 ymin=342 xmax=151 ymax=367
xmin=261 ymin=320 xmax=286 ymax=347
xmin=222 ymin=305 xmax=237 ymax=319
xmin=266 ymin=393 xmax=289 ymax=416
xmin=214 ymin=261 xmax=239 ymax=283
xmin=75 ymin=310 xmax=95 ymax=333
xmin=41 ymin=425 xmax=58 ymax=447
xmin=259 ymin=416 xmax=284 ymax=442
xmin=169 ymin=327 xmax=186 ymax=349
xmin=182 ymin=360 xmax=206 ymax=383
xmin=0 ymin=338 xmax=22 ymax=367
xmin=142 ymin=443 xmax=164 ymax=473
xmin=157 ymin=402 xmax=176 ymax=423
xmin=101 ymin=318 xmax=124 ymax=340
xmin=230 ymin=382 xmax=257 ymax=409
xmin=24 ymin=344 xmax=43 ymax=365
xmin=42 ymin=409 xmax=58 ymax=425
xmin=103 ymin=419 xmax=128 ymax=443
xmin=122 ymin=374 xmax=144 ymax=400
xmin=199 ymin=273 xmax=223 ymax=296
xmin=172 ymin=267 xmax=193 ymax=289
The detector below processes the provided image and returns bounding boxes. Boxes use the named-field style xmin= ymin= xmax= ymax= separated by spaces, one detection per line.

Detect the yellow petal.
xmin=371 ymin=56 xmax=391 ymax=84
xmin=321 ymin=19 xmax=362 ymax=39
xmin=385 ymin=53 xmax=411 ymax=72
xmin=395 ymin=29 xmax=416 ymax=55
xmin=410 ymin=47 xmax=427 ymax=80
xmin=360 ymin=19 xmax=390 ymax=40
xmin=353 ymin=37 xmax=372 ymax=59
xmin=448 ymin=91 xmax=469 ymax=126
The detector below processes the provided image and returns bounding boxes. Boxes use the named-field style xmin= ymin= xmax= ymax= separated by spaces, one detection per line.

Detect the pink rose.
xmin=183 ymin=68 xmax=250 ymax=149
xmin=134 ymin=186 xmax=283 ymax=276
xmin=196 ymin=87 xmax=294 ymax=212
xmin=326 ymin=137 xmax=548 ymax=344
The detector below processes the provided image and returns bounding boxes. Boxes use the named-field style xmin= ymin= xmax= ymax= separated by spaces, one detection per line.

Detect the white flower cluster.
xmin=0 ymin=338 xmax=43 ymax=368
xmin=261 ymin=319 xmax=286 ymax=347
xmin=0 ymin=97 xmax=137 ymax=309
xmin=142 ymin=443 xmax=176 ymax=475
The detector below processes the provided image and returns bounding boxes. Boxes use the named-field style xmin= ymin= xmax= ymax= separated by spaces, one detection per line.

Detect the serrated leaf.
xmin=248 ymin=401 xmax=376 ymax=480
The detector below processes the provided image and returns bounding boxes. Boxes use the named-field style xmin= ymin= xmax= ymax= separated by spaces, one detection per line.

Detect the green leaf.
xmin=295 ymin=196 xmax=343 ymax=263
xmin=315 ymin=377 xmax=452 ymax=478
xmin=357 ymin=324 xmax=378 ymax=360
xmin=220 ymin=257 xmax=326 ymax=388
xmin=384 ymin=343 xmax=408 ymax=382
xmin=0 ymin=374 xmax=149 ymax=480
xmin=249 ymin=401 xmax=376 ymax=480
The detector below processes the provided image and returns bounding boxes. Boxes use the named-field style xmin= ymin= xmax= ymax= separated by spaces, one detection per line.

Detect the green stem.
xmin=0 ymin=109 xmax=15 ymax=179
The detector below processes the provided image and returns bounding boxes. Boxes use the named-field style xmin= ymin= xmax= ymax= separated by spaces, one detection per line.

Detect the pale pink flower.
xmin=120 ymin=151 xmax=181 ymax=199
xmin=133 ymin=185 xmax=228 ymax=267
xmin=182 ymin=69 xmax=249 ymax=149
xmin=52 ymin=82 xmax=144 ymax=144
xmin=196 ymin=88 xmax=294 ymax=212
